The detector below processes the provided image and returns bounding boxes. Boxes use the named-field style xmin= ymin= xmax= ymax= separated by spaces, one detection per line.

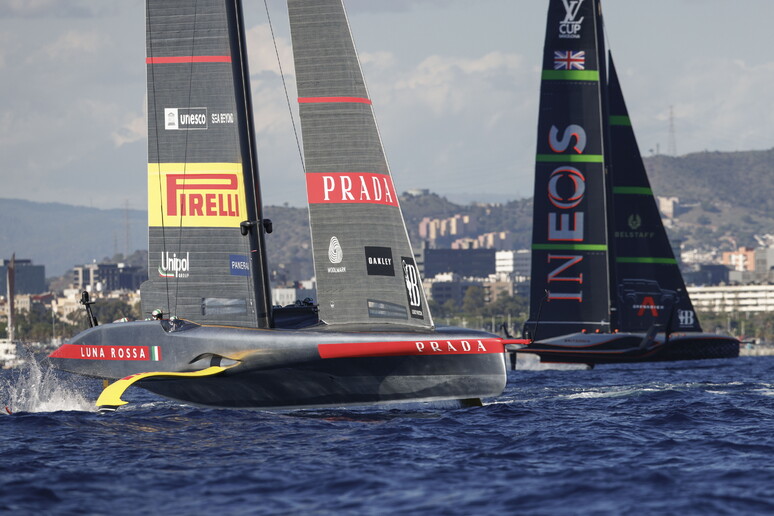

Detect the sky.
xmin=1 ymin=0 xmax=773 ymax=211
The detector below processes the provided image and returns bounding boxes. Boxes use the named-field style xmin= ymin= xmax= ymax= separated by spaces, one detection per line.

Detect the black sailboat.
xmin=513 ymin=0 xmax=739 ymax=365
xmin=49 ymin=0 xmax=507 ymax=409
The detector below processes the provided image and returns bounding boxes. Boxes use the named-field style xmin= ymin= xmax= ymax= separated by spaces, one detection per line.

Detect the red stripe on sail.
xmin=306 ymin=172 xmax=399 ymax=207
xmin=318 ymin=339 xmax=505 ymax=359
xmin=298 ymin=96 xmax=372 ymax=105
xmin=146 ymin=56 xmax=232 ymax=64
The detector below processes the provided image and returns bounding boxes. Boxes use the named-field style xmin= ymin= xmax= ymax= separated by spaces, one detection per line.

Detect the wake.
xmin=1 ymin=350 xmax=95 ymax=413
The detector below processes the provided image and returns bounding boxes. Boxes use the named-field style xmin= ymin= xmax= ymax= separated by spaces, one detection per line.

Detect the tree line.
xmin=4 ymin=294 xmax=774 ymax=345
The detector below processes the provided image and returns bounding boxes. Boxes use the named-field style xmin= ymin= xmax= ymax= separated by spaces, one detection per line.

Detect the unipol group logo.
xmin=558 ymin=0 xmax=585 ymax=39
xmin=158 ymin=252 xmax=190 ymax=278
xmin=327 ymin=236 xmax=345 ymax=274
xmin=164 ymin=107 xmax=208 ymax=130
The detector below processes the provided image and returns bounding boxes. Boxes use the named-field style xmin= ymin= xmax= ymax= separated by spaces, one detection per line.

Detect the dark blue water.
xmin=2 ymin=356 xmax=772 ymax=515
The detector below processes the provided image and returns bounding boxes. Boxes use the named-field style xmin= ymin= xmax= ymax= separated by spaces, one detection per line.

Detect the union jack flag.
xmin=553 ymin=50 xmax=586 ymax=70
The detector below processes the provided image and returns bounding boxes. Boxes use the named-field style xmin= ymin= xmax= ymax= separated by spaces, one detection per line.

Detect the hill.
xmin=2 ymin=147 xmax=772 ymax=281
xmin=644 ymin=149 xmax=774 ymax=251
xmin=0 ymin=199 xmax=147 ymax=277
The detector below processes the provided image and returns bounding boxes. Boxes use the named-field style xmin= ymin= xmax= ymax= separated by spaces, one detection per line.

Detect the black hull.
xmin=49 ymin=320 xmax=507 ymax=409
xmin=513 ymin=332 xmax=739 ymax=366
xmin=138 ymin=354 xmax=505 ymax=409
xmin=648 ymin=335 xmax=740 ymax=362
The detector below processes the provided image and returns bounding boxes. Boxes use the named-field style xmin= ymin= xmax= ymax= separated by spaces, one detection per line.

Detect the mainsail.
xmin=525 ymin=0 xmax=611 ymax=339
xmin=140 ymin=0 xmax=272 ymax=328
xmin=288 ymin=0 xmax=433 ymax=329
xmin=607 ymin=58 xmax=701 ymax=333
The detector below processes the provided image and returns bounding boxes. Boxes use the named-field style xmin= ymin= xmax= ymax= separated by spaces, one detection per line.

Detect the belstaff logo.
xmin=628 ymin=214 xmax=642 ymax=230
xmin=558 ymin=0 xmax=585 ymax=39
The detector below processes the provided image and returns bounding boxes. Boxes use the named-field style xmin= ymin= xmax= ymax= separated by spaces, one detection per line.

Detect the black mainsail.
xmin=607 ymin=58 xmax=701 ymax=334
xmin=525 ymin=0 xmax=611 ymax=339
xmin=289 ymin=0 xmax=432 ymax=329
xmin=140 ymin=0 xmax=272 ymax=328
xmin=516 ymin=0 xmax=738 ymax=364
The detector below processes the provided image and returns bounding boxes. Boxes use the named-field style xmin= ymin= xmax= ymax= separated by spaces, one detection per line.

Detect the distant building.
xmin=0 ymin=258 xmax=46 ymax=295
xmin=683 ymin=264 xmax=731 ymax=286
xmin=688 ymin=285 xmax=774 ymax=313
xmin=421 ymin=248 xmax=496 ymax=278
xmin=418 ymin=214 xmax=478 ymax=245
xmin=423 ymin=273 xmax=482 ymax=306
xmin=14 ymin=293 xmax=55 ymax=313
xmin=272 ymin=287 xmax=317 ymax=307
xmin=722 ymin=247 xmax=756 ymax=272
xmin=495 ymin=250 xmax=531 ymax=277
xmin=657 ymin=196 xmax=680 ymax=218
xmin=754 ymin=247 xmax=774 ymax=281
xmin=73 ymin=262 xmax=147 ymax=293
xmin=451 ymin=231 xmax=517 ymax=250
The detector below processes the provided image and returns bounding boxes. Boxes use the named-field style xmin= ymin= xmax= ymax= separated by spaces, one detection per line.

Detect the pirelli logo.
xmin=148 ymin=163 xmax=246 ymax=227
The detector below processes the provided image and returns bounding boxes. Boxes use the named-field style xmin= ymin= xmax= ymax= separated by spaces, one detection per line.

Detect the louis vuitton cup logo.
xmin=559 ymin=0 xmax=585 ymax=38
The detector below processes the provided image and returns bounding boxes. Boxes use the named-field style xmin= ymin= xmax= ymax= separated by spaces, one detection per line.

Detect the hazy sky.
xmin=1 ymin=0 xmax=772 ymax=211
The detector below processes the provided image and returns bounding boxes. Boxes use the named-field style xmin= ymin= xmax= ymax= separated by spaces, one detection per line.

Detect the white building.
xmin=688 ymin=284 xmax=774 ymax=313
xmin=495 ymin=249 xmax=531 ymax=277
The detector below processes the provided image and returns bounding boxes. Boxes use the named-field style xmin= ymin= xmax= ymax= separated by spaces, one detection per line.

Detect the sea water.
xmin=1 ymin=354 xmax=772 ymax=515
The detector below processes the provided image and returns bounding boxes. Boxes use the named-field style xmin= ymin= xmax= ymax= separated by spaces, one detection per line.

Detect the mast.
xmin=595 ymin=1 xmax=618 ymax=331
xmin=6 ymin=254 xmax=14 ymax=343
xmin=230 ymin=0 xmax=273 ymax=327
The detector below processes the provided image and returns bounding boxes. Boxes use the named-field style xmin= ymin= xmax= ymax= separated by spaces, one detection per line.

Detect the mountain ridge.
xmin=2 ymin=147 xmax=772 ymax=280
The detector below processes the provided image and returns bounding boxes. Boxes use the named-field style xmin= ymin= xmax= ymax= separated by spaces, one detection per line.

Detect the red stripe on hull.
xmin=318 ymin=338 xmax=505 ymax=359
xmin=50 ymin=344 xmax=154 ymax=361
